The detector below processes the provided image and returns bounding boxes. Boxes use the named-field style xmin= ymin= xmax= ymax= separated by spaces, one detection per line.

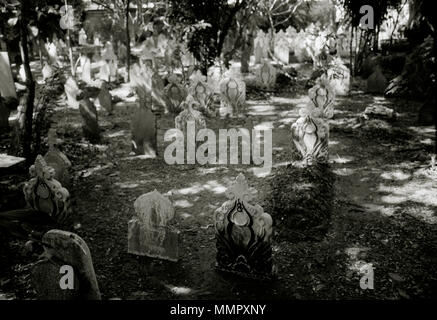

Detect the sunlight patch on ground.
xmin=330 ymin=154 xmax=354 ymax=164
xmin=247 ymin=104 xmax=277 ymax=116
xmin=380 ymin=170 xmax=411 ymax=181
xmin=405 ymin=206 xmax=437 ymax=224
xmin=174 ymin=199 xmax=193 ymax=208
xmin=106 ymin=130 xmax=127 ymax=138
xmin=332 ymin=168 xmax=356 ymax=176
xmin=254 ymin=121 xmax=274 ymax=130
xmin=378 ymin=180 xmax=437 ymax=207
xmin=114 ymin=182 xmax=140 ymax=189
xmin=273 ymin=161 xmax=292 ymax=169
xmin=172 ymin=180 xmax=227 ymax=196
xmin=165 ymin=285 xmax=192 ymax=295
xmin=270 ymin=95 xmax=307 ymax=107
xmin=179 ymin=212 xmax=192 ymax=219
xmin=345 ymin=246 xmax=373 ymax=275
xmin=123 ymin=154 xmax=157 ymax=160
xmin=328 ymin=140 xmax=339 ymax=146
xmin=363 ymin=203 xmax=396 ymax=216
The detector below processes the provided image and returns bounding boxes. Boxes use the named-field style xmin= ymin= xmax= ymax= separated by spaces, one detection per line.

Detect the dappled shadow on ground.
xmin=1 ymin=69 xmax=436 ymax=299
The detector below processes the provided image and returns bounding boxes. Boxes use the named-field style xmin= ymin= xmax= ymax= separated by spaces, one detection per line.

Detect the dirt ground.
xmin=1 ymin=63 xmax=437 ymax=300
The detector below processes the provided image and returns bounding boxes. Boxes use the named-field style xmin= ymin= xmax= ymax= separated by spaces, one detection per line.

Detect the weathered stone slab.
xmin=97 ymin=81 xmax=113 ymax=114
xmin=131 ymin=107 xmax=157 ymax=157
xmin=79 ymin=98 xmax=100 ymax=143
xmin=128 ymin=190 xmax=179 ymax=262
xmin=0 ymin=51 xmax=17 ymax=99
xmin=32 ymin=229 xmax=101 ymax=300
xmin=215 ymin=174 xmax=273 ymax=279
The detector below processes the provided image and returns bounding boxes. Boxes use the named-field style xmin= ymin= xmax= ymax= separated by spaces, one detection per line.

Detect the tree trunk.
xmin=19 ymin=0 xmax=36 ymax=167
xmin=126 ymin=0 xmax=131 ymax=82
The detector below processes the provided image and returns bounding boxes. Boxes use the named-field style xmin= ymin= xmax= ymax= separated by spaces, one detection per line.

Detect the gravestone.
xmin=274 ymin=31 xmax=289 ymax=64
xmin=102 ymin=42 xmax=118 ymax=82
xmin=78 ymin=28 xmax=87 ymax=46
xmin=291 ymin=104 xmax=329 ymax=166
xmin=207 ymin=66 xmax=222 ymax=95
xmin=0 ymin=51 xmax=17 ymax=99
xmin=326 ymin=57 xmax=350 ymax=96
xmin=175 ymin=95 xmax=206 ymax=138
xmin=257 ymin=60 xmax=277 ymax=90
xmin=0 ymin=97 xmax=8 ymax=129
xmin=97 ymin=81 xmax=113 ymax=114
xmin=98 ymin=61 xmax=110 ymax=83
xmin=219 ymin=67 xmax=246 ymax=118
xmin=128 ymin=190 xmax=179 ymax=262
xmin=32 ymin=229 xmax=101 ymax=300
xmin=215 ymin=173 xmax=273 ymax=279
xmin=164 ymin=75 xmax=187 ymax=114
xmin=189 ymin=70 xmax=215 ymax=116
xmin=47 ymin=42 xmax=59 ymax=66
xmin=81 ymin=56 xmax=92 ymax=85
xmin=23 ymin=155 xmax=71 ymax=223
xmin=42 ymin=62 xmax=53 ymax=82
xmin=285 ymin=26 xmax=297 ymax=49
xmin=308 ymin=79 xmax=336 ymax=119
xmin=79 ymin=98 xmax=100 ymax=143
xmin=44 ymin=129 xmax=72 ymax=188
xmin=131 ymin=107 xmax=157 ymax=157
xmin=64 ymin=76 xmax=80 ymax=109
xmin=19 ymin=64 xmax=26 ymax=83
xmin=366 ymin=67 xmax=388 ymax=94
xmin=254 ymin=30 xmax=268 ymax=64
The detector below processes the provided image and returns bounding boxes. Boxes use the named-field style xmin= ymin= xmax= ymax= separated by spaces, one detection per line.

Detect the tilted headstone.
xmin=81 ymin=56 xmax=92 ymax=85
xmin=0 ymin=96 xmax=9 ymax=129
xmin=23 ymin=155 xmax=71 ymax=223
xmin=366 ymin=67 xmax=388 ymax=94
xmin=257 ymin=60 xmax=277 ymax=90
xmin=78 ymin=28 xmax=87 ymax=46
xmin=291 ymin=104 xmax=329 ymax=165
xmin=32 ymin=229 xmax=101 ymax=300
xmin=215 ymin=173 xmax=273 ymax=279
xmin=44 ymin=129 xmax=72 ymax=188
xmin=97 ymin=81 xmax=113 ymax=114
xmin=175 ymin=95 xmax=206 ymax=138
xmin=47 ymin=42 xmax=59 ymax=66
xmin=188 ymin=70 xmax=215 ymax=116
xmin=0 ymin=51 xmax=17 ymax=99
xmin=79 ymin=98 xmax=100 ymax=143
xmin=42 ymin=62 xmax=53 ymax=82
xmin=308 ymin=78 xmax=336 ymax=119
xmin=130 ymin=106 xmax=157 ymax=157
xmin=64 ymin=76 xmax=80 ymax=109
xmin=326 ymin=57 xmax=350 ymax=96
xmin=219 ymin=67 xmax=246 ymax=118
xmin=164 ymin=74 xmax=187 ymax=114
xmin=128 ymin=190 xmax=179 ymax=262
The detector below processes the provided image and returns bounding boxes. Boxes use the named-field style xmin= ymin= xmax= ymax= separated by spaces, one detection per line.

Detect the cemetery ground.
xmin=1 ymin=64 xmax=436 ymax=300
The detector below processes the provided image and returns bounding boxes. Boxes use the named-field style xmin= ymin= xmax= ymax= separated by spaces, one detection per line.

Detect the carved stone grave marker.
xmin=23 ymin=155 xmax=71 ymax=223
xmin=128 ymin=190 xmax=179 ymax=262
xmin=215 ymin=173 xmax=273 ymax=279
